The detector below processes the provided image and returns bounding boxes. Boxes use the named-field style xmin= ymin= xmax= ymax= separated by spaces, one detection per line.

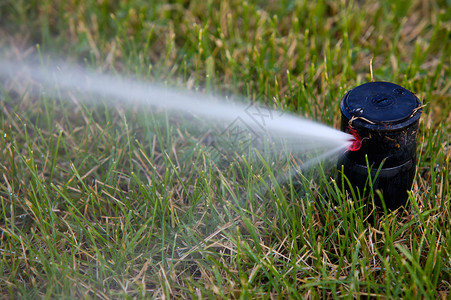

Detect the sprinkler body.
xmin=338 ymin=82 xmax=422 ymax=210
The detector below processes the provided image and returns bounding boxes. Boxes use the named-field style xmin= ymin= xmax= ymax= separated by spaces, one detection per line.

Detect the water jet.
xmin=0 ymin=56 xmax=353 ymax=176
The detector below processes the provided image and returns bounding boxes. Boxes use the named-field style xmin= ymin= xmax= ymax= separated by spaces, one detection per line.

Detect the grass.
xmin=0 ymin=0 xmax=450 ymax=298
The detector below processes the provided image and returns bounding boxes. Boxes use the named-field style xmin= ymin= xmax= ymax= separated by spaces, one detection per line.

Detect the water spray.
xmin=338 ymin=82 xmax=422 ymax=210
xmin=0 ymin=57 xmax=352 ymax=152
xmin=0 ymin=55 xmax=423 ymax=211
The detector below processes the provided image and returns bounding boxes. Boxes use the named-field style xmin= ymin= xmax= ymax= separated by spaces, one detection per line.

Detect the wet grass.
xmin=0 ymin=0 xmax=450 ymax=298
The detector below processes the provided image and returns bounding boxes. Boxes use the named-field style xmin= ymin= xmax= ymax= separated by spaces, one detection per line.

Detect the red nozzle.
xmin=347 ymin=127 xmax=362 ymax=151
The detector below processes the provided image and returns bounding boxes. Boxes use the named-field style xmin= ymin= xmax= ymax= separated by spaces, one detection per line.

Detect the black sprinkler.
xmin=338 ymin=82 xmax=422 ymax=210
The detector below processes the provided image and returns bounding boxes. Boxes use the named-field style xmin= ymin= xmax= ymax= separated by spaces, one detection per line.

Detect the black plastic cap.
xmin=341 ymin=81 xmax=421 ymax=131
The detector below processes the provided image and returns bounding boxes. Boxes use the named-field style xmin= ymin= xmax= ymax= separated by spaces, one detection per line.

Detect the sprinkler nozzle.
xmin=347 ymin=127 xmax=362 ymax=152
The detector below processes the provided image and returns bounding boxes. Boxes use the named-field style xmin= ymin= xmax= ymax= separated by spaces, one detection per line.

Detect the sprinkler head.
xmin=338 ymin=82 xmax=422 ymax=210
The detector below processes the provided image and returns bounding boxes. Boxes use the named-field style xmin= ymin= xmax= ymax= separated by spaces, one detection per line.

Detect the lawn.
xmin=0 ymin=0 xmax=450 ymax=298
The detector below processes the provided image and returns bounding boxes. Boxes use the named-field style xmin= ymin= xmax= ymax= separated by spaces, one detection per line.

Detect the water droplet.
xmin=352 ymin=107 xmax=364 ymax=115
